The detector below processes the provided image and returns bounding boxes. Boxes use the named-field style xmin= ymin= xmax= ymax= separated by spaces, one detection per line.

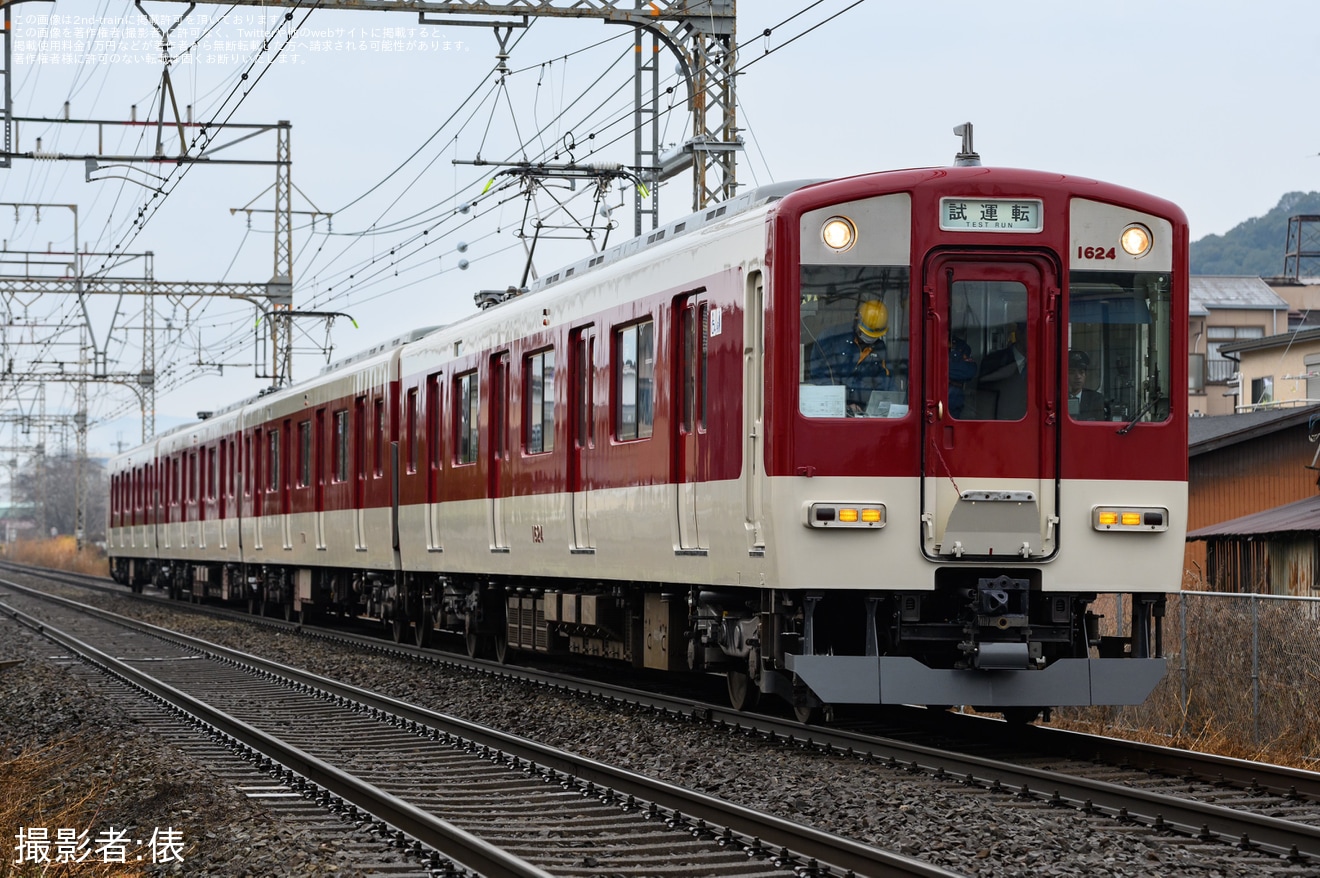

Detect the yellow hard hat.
xmin=856 ymin=300 xmax=888 ymax=340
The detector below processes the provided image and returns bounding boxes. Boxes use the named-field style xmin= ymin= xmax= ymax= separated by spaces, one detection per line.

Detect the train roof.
xmin=524 ymin=179 xmax=817 ymax=297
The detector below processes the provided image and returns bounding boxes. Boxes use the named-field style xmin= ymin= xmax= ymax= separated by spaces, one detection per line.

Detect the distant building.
xmin=1188 ymin=276 xmax=1290 ymax=417
xmin=1185 ymin=406 xmax=1320 ymax=593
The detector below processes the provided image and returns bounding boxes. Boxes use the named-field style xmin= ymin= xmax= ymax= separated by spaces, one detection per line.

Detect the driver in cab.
xmin=805 ymin=298 xmax=892 ymax=415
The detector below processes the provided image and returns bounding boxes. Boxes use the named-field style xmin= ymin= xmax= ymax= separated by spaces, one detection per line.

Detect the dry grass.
xmin=0 ymin=738 xmax=149 ymax=878
xmin=1053 ymin=588 xmax=1320 ymax=771
xmin=4 ymin=538 xmax=108 ymax=578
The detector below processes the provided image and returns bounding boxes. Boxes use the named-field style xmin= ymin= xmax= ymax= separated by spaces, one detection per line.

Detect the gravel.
xmin=4 ymin=581 xmax=1314 ymax=877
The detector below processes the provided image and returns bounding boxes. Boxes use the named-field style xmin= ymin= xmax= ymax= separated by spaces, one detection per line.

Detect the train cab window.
xmin=333 ymin=409 xmax=349 ymax=482
xmin=456 ymin=370 xmax=479 ymax=465
xmin=615 ymin=320 xmax=655 ymax=440
xmin=1068 ymin=271 xmax=1173 ymax=424
xmin=948 ymin=281 xmax=1029 ymax=421
xmin=298 ymin=420 xmax=312 ymax=487
xmin=799 ymin=265 xmax=910 ymax=418
xmin=525 ymin=348 xmax=555 ymax=454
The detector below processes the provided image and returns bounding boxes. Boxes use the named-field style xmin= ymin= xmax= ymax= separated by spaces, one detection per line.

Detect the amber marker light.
xmin=1093 ymin=506 xmax=1168 ymax=532
xmin=1120 ymin=223 xmax=1152 ymax=257
xmin=806 ymin=502 xmax=886 ymax=528
xmin=821 ymin=216 xmax=856 ymax=251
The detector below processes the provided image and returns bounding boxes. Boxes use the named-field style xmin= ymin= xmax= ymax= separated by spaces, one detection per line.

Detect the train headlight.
xmin=806 ymin=502 xmax=885 ymax=528
xmin=1093 ymin=506 xmax=1168 ymax=532
xmin=1119 ymin=223 xmax=1152 ymax=257
xmin=821 ymin=216 xmax=857 ymax=252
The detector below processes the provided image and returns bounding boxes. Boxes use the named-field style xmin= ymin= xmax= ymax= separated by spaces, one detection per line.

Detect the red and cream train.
xmin=108 ymin=151 xmax=1189 ymax=720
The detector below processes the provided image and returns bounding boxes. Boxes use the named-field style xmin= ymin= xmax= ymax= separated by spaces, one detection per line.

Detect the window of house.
xmin=1250 ymin=376 xmax=1274 ymax=406
xmin=1207 ymin=326 xmax=1264 ymax=382
xmin=526 ymin=348 xmax=555 ymax=453
xmin=615 ymin=320 xmax=654 ymax=440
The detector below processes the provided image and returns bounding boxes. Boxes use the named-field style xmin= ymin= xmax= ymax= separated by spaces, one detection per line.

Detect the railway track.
xmin=12 ymin=563 xmax=1320 ymax=872
xmin=0 ymin=578 xmax=952 ymax=878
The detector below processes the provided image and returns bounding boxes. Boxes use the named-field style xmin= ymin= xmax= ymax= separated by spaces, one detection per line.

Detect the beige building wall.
xmin=1235 ymin=342 xmax=1320 ymax=410
xmin=1189 ymin=306 xmax=1286 ymax=417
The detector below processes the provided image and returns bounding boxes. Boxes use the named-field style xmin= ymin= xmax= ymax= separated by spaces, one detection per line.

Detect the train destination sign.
xmin=939 ymin=198 xmax=1043 ymax=232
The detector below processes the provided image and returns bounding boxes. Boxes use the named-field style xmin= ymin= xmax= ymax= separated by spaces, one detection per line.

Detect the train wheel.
xmin=726 ymin=671 xmax=760 ymax=712
xmin=283 ymin=601 xmax=295 ymax=623
xmin=391 ymin=615 xmax=408 ymax=645
xmin=464 ymin=625 xmax=489 ymax=660
xmin=793 ymin=702 xmax=822 ymax=725
xmin=413 ymin=613 xmax=431 ymax=649
xmin=493 ymin=628 xmax=509 ymax=665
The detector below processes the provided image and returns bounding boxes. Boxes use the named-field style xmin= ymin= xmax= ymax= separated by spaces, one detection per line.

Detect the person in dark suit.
xmin=1067 ymin=349 xmax=1106 ymax=420
xmin=805 ymin=298 xmax=892 ymax=414
xmin=977 ymin=323 xmax=1028 ymax=420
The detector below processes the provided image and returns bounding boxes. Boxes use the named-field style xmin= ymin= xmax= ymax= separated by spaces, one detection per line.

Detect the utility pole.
xmin=136 ymin=0 xmax=740 ymax=213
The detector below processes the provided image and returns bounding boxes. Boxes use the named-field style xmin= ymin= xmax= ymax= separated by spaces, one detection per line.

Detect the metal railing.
xmin=1071 ymin=591 xmax=1320 ymax=755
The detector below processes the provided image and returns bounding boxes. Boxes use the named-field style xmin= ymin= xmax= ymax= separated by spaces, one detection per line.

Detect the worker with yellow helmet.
xmin=805 ymin=296 xmax=894 ymax=414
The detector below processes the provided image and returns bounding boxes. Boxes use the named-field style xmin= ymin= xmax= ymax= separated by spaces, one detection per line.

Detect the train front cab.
xmin=762 ymin=168 xmax=1188 ymax=718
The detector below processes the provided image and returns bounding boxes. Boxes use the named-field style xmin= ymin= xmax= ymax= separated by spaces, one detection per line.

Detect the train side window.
xmin=426 ymin=373 xmax=443 ymax=473
xmin=333 ymin=409 xmax=349 ymax=482
xmin=298 ymin=420 xmax=312 ymax=487
xmin=268 ymin=430 xmax=280 ymax=492
xmin=405 ymin=388 xmax=419 ymax=473
xmin=615 ymin=320 xmax=655 ymax=440
xmin=525 ymin=348 xmax=555 ymax=454
xmin=373 ymin=398 xmax=385 ymax=478
xmin=455 ymin=370 xmax=479 ymax=465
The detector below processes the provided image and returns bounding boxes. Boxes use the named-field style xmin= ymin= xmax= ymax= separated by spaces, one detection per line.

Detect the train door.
xmin=354 ymin=396 xmax=367 ymax=550
xmin=489 ymin=352 xmax=510 ymax=552
xmin=674 ymin=291 xmax=710 ymax=553
xmin=424 ymin=373 xmax=443 ymax=551
xmin=217 ymin=443 xmax=228 ymax=550
xmin=921 ymin=254 xmax=1059 ymax=559
xmin=280 ymin=418 xmax=293 ymax=550
xmin=314 ymin=408 xmax=326 ymax=550
xmin=569 ymin=326 xmax=595 ymax=551
xmin=250 ymin=432 xmax=264 ymax=551
xmin=743 ymin=273 xmax=766 ymax=552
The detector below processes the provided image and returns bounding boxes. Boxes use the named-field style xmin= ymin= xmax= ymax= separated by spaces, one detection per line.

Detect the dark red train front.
xmin=750 ymin=150 xmax=1188 ymax=717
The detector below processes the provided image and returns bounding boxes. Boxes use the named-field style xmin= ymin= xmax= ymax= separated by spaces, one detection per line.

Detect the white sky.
xmin=1 ymin=0 xmax=1316 ymax=461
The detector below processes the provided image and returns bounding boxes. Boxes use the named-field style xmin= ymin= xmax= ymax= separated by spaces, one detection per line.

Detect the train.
xmin=108 ymin=139 xmax=1189 ymax=722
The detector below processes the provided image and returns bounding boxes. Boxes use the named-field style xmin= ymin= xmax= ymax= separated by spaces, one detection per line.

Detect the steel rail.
xmin=2 ymin=580 xmax=956 ymax=878
xmin=0 ymin=598 xmax=553 ymax=878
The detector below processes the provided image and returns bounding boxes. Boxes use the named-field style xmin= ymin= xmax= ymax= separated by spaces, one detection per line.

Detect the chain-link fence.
xmin=1061 ymin=591 xmax=1320 ymax=759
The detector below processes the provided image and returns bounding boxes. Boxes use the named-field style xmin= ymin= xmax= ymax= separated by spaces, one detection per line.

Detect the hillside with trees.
xmin=1190 ymin=191 xmax=1320 ymax=276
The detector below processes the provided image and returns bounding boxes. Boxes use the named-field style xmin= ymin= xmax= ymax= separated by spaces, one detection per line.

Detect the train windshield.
xmin=798 ymin=265 xmax=911 ymax=418
xmin=1067 ymin=270 xmax=1173 ymax=424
